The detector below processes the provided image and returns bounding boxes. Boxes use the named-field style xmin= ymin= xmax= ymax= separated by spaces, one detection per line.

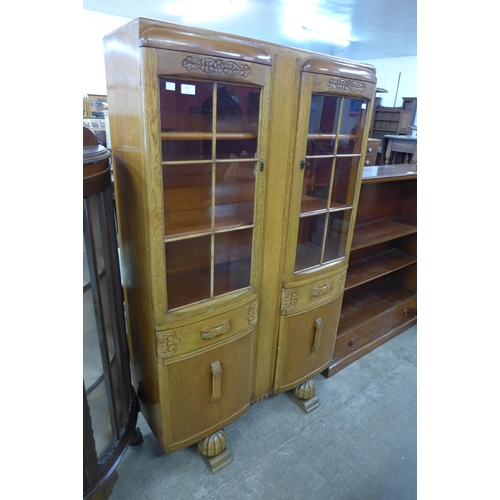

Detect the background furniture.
xmin=370 ymin=97 xmax=417 ymax=140
xmin=84 ymin=95 xmax=109 ymax=147
xmin=104 ymin=18 xmax=377 ymax=471
xmin=365 ymin=138 xmax=380 ymax=166
xmin=323 ymin=164 xmax=417 ymax=377
xmin=83 ymin=127 xmax=140 ymax=499
xmin=382 ymin=134 xmax=417 ymax=165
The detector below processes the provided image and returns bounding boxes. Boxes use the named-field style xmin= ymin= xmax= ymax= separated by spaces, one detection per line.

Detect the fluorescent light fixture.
xmin=166 ymin=0 xmax=245 ymax=23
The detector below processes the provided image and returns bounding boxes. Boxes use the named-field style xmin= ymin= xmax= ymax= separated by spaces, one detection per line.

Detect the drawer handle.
xmin=349 ymin=338 xmax=355 ymax=348
xmin=312 ymin=283 xmax=331 ymax=297
xmin=201 ymin=321 xmax=230 ymax=340
xmin=210 ymin=361 xmax=222 ymax=403
xmin=312 ymin=317 xmax=323 ymax=352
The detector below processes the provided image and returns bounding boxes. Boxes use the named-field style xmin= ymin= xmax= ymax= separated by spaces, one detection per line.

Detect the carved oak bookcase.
xmin=104 ymin=17 xmax=376 ymax=471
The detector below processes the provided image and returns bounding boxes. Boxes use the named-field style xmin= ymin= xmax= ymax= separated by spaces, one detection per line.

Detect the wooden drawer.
xmin=334 ymin=295 xmax=416 ymax=359
xmin=365 ymin=153 xmax=377 ymax=166
xmin=365 ymin=138 xmax=380 ymax=166
xmin=281 ymin=269 xmax=346 ymax=316
xmin=160 ymin=329 xmax=254 ymax=451
xmin=275 ymin=297 xmax=343 ymax=391
xmin=155 ymin=299 xmax=258 ymax=362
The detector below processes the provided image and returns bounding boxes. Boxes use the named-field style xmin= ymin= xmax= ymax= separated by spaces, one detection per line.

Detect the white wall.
xmin=82 ymin=10 xmax=132 ymax=95
xmin=361 ymin=56 xmax=417 ymax=107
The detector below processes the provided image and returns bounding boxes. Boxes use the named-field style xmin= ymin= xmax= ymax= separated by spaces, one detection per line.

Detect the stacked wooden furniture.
xmin=103 ymin=17 xmax=377 ymax=471
xmin=323 ymin=164 xmax=417 ymax=377
xmin=370 ymin=97 xmax=417 ymax=140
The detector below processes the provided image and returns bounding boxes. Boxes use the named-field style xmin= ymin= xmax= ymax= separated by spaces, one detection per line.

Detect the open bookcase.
xmin=323 ymin=164 xmax=417 ymax=377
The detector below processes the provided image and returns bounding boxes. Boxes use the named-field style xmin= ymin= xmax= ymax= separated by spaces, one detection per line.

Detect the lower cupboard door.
xmin=276 ymin=298 xmax=342 ymax=392
xmin=160 ymin=330 xmax=254 ymax=452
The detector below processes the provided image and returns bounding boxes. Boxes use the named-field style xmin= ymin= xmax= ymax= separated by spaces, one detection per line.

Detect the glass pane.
xmin=301 ymin=157 xmax=333 ymax=213
xmin=331 ymin=156 xmax=360 ymax=208
xmin=324 ymin=210 xmax=352 ymax=263
xmin=163 ymin=163 xmax=212 ymax=238
xmin=294 ymin=214 xmax=326 ymax=272
xmin=214 ymin=229 xmax=253 ymax=296
xmin=306 ymin=94 xmax=341 ymax=155
xmin=83 ymin=195 xmax=116 ymax=461
xmin=215 ymin=84 xmax=259 ymax=159
xmin=215 ymin=161 xmax=255 ymax=230
xmin=336 ymin=98 xmax=368 ymax=155
xmin=159 ymin=78 xmax=213 ymax=161
xmin=165 ymin=235 xmax=211 ymax=309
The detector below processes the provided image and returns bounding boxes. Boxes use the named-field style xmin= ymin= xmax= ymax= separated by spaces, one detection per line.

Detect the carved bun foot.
xmin=289 ymin=379 xmax=320 ymax=413
xmin=198 ymin=429 xmax=232 ymax=473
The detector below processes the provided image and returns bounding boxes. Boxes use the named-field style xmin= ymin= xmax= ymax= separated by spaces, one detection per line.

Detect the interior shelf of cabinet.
xmin=338 ymin=279 xmax=416 ymax=334
xmin=161 ymin=131 xmax=257 ymax=140
xmin=350 ymin=215 xmax=417 ymax=251
xmin=164 ymin=202 xmax=255 ymax=240
xmin=299 ymin=197 xmax=350 ymax=216
xmin=306 ymin=133 xmax=356 ymax=141
xmin=345 ymin=248 xmax=417 ymax=290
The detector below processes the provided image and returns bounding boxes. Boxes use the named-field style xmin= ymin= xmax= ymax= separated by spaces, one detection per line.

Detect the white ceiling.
xmin=82 ymin=0 xmax=416 ymax=61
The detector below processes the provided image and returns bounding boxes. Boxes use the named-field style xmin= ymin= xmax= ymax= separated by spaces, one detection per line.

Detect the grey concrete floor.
xmin=110 ymin=325 xmax=417 ymax=500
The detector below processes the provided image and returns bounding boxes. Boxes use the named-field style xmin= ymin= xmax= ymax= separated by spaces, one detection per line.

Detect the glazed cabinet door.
xmin=143 ymin=48 xmax=271 ymax=323
xmin=139 ymin=44 xmax=270 ymax=452
xmin=275 ymin=64 xmax=376 ymax=392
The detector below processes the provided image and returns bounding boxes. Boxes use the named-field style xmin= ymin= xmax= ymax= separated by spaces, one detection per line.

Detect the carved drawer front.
xmin=281 ymin=269 xmax=346 ymax=315
xmin=156 ymin=300 xmax=258 ymax=362
xmin=334 ymin=295 xmax=417 ymax=360
xmin=161 ymin=330 xmax=254 ymax=451
xmin=276 ymin=297 xmax=343 ymax=392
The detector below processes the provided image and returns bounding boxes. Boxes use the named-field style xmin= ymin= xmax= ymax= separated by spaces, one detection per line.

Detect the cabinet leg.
xmin=198 ymin=428 xmax=232 ymax=473
xmin=289 ymin=379 xmax=320 ymax=413
xmin=130 ymin=427 xmax=144 ymax=446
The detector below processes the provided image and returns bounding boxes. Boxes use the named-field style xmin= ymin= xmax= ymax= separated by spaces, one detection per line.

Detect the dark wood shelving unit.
xmin=323 ymin=164 xmax=417 ymax=378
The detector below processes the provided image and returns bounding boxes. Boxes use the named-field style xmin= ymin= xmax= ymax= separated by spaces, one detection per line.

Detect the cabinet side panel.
xmin=104 ymin=24 xmax=161 ymax=438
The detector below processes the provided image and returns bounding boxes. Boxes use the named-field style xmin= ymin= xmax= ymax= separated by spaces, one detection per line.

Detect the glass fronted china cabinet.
xmin=104 ymin=18 xmax=376 ymax=471
xmin=274 ymin=62 xmax=374 ymax=411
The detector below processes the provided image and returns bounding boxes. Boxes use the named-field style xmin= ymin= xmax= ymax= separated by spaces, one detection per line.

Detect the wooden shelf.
xmin=299 ymin=196 xmax=348 ymax=216
xmin=164 ymin=202 xmax=255 ymax=240
xmin=161 ymin=131 xmax=257 ymax=141
xmin=338 ymin=280 xmax=416 ymax=334
xmin=306 ymin=133 xmax=356 ymax=141
xmin=345 ymin=248 xmax=416 ymax=290
xmin=351 ymin=216 xmax=417 ymax=251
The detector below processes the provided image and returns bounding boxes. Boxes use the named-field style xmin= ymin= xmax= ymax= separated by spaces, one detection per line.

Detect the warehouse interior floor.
xmin=109 ymin=325 xmax=417 ymax=500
